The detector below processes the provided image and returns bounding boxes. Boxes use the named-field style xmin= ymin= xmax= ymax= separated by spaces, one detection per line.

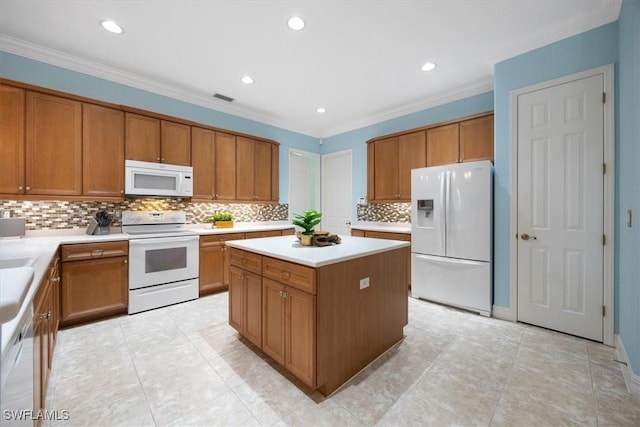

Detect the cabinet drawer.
xmin=200 ymin=233 xmax=245 ymax=247
xmin=364 ymin=231 xmax=411 ymax=241
xmin=229 ymin=248 xmax=262 ymax=275
xmin=263 ymin=257 xmax=316 ymax=295
xmin=61 ymin=241 xmax=128 ymax=262
xmin=245 ymin=230 xmax=282 ymax=239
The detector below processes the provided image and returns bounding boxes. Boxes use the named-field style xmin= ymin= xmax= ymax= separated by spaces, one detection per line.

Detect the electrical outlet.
xmin=359 ymin=277 xmax=370 ymax=290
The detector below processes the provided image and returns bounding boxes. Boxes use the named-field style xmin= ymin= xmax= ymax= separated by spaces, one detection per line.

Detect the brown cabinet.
xmin=83 ymin=104 xmax=125 ymax=198
xmin=33 ymin=253 xmax=60 ymax=418
xmin=262 ymin=278 xmax=316 ymax=387
xmin=236 ymin=137 xmax=275 ymax=201
xmin=351 ymin=229 xmax=411 ymax=289
xmin=0 ymin=85 xmax=25 ymax=195
xmin=215 ymin=132 xmax=237 ymax=201
xmin=191 ymin=127 xmax=216 ymax=200
xmin=244 ymin=230 xmax=283 ymax=239
xmin=125 ymin=114 xmax=191 ymax=165
xmin=61 ymin=241 xmax=128 ymax=326
xmin=427 ymin=114 xmax=494 ymax=166
xmin=368 ymin=131 xmax=426 ymax=202
xmin=229 ymin=265 xmax=262 ymax=348
xmin=367 ymin=112 xmax=493 ymax=201
xmin=26 ymin=91 xmax=82 ymax=195
xmin=199 ymin=233 xmax=244 ymax=295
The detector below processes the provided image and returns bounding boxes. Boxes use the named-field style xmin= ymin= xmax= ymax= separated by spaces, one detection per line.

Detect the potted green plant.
xmin=292 ymin=209 xmax=322 ymax=246
xmin=203 ymin=212 xmax=234 ymax=228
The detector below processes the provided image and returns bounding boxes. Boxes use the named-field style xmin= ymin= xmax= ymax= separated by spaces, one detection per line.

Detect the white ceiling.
xmin=0 ymin=1 xmax=621 ymax=138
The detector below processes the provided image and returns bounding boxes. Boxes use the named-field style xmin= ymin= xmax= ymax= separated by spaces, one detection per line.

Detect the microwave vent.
xmin=213 ymin=93 xmax=234 ymax=102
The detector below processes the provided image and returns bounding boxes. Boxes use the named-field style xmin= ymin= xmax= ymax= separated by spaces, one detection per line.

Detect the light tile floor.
xmin=47 ymin=293 xmax=640 ymax=426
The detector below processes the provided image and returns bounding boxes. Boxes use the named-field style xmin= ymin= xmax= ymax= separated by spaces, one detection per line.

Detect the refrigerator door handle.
xmin=440 ymin=171 xmax=448 ymax=248
xmin=414 ymin=254 xmax=486 ymax=267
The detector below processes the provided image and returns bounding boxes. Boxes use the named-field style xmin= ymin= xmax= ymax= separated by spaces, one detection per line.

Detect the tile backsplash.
xmin=357 ymin=202 xmax=411 ymax=223
xmin=0 ymin=199 xmax=288 ymax=230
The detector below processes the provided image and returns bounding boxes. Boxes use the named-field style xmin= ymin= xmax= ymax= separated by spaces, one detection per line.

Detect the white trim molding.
xmin=508 ymin=64 xmax=615 ymax=345
xmin=491 ymin=305 xmax=514 ymax=321
xmin=616 ymin=334 xmax=640 ymax=396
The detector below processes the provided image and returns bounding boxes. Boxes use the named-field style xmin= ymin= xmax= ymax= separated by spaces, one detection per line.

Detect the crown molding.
xmin=1 ymin=34 xmax=496 ymax=139
xmin=320 ymin=77 xmax=495 ymax=138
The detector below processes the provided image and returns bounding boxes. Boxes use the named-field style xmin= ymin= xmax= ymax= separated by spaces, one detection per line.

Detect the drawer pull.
xmin=281 ymin=271 xmax=290 ymax=279
xmin=50 ymin=277 xmax=60 ymax=283
xmin=91 ymin=249 xmax=104 ymax=257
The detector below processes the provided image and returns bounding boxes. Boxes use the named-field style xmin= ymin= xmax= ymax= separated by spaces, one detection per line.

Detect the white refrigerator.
xmin=411 ymin=160 xmax=493 ymax=316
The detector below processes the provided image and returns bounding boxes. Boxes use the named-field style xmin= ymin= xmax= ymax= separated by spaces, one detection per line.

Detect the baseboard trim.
xmin=491 ymin=305 xmax=515 ymax=321
xmin=615 ymin=334 xmax=640 ymax=396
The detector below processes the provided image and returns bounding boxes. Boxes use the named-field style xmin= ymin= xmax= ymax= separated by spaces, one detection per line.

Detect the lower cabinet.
xmin=33 ymin=253 xmax=60 ymax=423
xmin=199 ymin=233 xmax=244 ymax=296
xmin=351 ymin=229 xmax=412 ymax=288
xmin=229 ymin=265 xmax=262 ymax=348
xmin=60 ymin=241 xmax=128 ymax=326
xmin=229 ymin=248 xmax=316 ymax=388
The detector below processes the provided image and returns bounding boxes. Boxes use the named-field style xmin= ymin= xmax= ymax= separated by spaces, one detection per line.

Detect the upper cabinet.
xmin=236 ymin=137 xmax=275 ymax=202
xmin=26 ymin=91 xmax=82 ymax=196
xmin=83 ymin=104 xmax=125 ymax=197
xmin=0 ymin=85 xmax=25 ymax=194
xmin=191 ymin=126 xmax=216 ymax=200
xmin=215 ymin=132 xmax=237 ymax=201
xmin=125 ymin=113 xmax=191 ymax=166
xmin=367 ymin=131 xmax=427 ymax=202
xmin=367 ymin=112 xmax=493 ymax=202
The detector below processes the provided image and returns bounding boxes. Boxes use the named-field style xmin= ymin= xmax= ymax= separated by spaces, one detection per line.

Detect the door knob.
xmin=521 ymin=233 xmax=537 ymax=241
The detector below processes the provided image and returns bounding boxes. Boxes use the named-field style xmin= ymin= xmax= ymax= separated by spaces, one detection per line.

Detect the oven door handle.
xmin=129 ymin=236 xmax=199 ymax=246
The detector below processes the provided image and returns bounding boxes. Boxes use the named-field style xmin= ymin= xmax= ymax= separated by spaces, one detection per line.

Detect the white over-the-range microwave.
xmin=125 ymin=160 xmax=193 ymax=197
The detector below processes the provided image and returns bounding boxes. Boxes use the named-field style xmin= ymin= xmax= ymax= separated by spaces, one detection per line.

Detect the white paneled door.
xmin=321 ymin=150 xmax=352 ymax=236
xmin=517 ymin=74 xmax=604 ymax=341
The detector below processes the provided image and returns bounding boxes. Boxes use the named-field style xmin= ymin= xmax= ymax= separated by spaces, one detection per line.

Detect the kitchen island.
xmin=225 ymin=235 xmax=410 ymax=396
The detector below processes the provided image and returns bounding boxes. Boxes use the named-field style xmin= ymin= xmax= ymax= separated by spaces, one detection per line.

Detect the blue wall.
xmin=493 ymin=22 xmax=619 ymax=311
xmin=617 ymin=0 xmax=640 ymax=374
xmin=0 ymin=51 xmax=321 ymax=203
xmin=321 ymin=92 xmax=494 ymax=218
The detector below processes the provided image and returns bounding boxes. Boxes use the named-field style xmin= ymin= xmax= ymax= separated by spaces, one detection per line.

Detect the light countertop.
xmin=225 ymin=235 xmax=410 ymax=268
xmin=0 ymin=221 xmax=293 ymax=356
xmin=350 ymin=222 xmax=411 ymax=234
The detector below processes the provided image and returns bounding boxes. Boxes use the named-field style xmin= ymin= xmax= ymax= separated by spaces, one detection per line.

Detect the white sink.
xmin=0 ymin=267 xmax=34 ymax=323
xmin=0 ymin=256 xmax=36 ymax=269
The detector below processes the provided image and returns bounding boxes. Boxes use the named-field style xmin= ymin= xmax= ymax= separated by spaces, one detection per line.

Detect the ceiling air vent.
xmin=213 ymin=93 xmax=234 ymax=102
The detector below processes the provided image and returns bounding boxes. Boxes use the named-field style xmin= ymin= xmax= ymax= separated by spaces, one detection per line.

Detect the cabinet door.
xmin=460 ymin=114 xmax=494 ymax=162
xmin=215 ymin=132 xmax=236 ymax=200
xmin=125 ymin=113 xmax=160 ymax=162
xmin=26 ymin=91 xmax=82 ymax=195
xmin=83 ymin=104 xmax=125 ymax=197
xmin=351 ymin=229 xmax=365 ymax=237
xmin=229 ymin=266 xmax=244 ymax=333
xmin=398 ymin=131 xmax=426 ymax=199
xmin=161 ymin=120 xmax=191 ymax=165
xmin=0 ymin=85 xmax=25 ymax=194
xmin=235 ymin=136 xmax=255 ymax=201
xmin=244 ymin=270 xmax=263 ymax=348
xmin=373 ymin=137 xmax=399 ymax=200
xmin=366 ymin=142 xmax=375 ymax=202
xmin=262 ymin=278 xmax=286 ymax=364
xmin=61 ymin=256 xmax=128 ymax=326
xmin=271 ymin=143 xmax=279 ymax=202
xmin=285 ymin=286 xmax=316 ymax=387
xmin=199 ymin=244 xmax=226 ymax=295
xmin=191 ymin=127 xmax=215 ymax=200
xmin=427 ymin=123 xmax=459 ymax=166
xmin=254 ymin=141 xmax=273 ymax=201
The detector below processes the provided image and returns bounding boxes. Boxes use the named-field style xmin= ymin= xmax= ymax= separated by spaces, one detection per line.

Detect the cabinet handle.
xmin=279 ymin=290 xmax=283 ymax=297
xmin=90 ymin=249 xmax=104 ymax=257
xmin=50 ymin=277 xmax=60 ymax=283
xmin=18 ymin=185 xmax=23 ymax=190
xmin=283 ymin=291 xmax=288 ymax=298
xmin=161 ymin=158 xmax=165 ymax=162
xmin=124 ymin=259 xmax=128 ymax=264
xmin=26 ymin=186 xmax=31 ymax=191
xmin=47 ymin=311 xmax=52 ymax=319
xmin=38 ymin=313 xmax=48 ymax=320
xmin=156 ymin=157 xmax=161 ymax=161
xmin=120 ymin=190 xmax=124 ymax=194
xmin=281 ymin=271 xmax=290 ymax=279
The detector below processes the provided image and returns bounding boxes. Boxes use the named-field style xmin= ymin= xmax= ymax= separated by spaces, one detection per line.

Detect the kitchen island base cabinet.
xmin=227 ymin=238 xmax=408 ymax=396
xmin=229 ymin=265 xmax=262 ymax=348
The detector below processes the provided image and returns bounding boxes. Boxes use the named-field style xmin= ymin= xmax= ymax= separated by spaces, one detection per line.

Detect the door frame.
xmin=288 ymin=148 xmax=321 ymax=223
xmin=321 ymin=149 xmax=353 ymax=231
xmin=508 ymin=64 xmax=615 ymax=346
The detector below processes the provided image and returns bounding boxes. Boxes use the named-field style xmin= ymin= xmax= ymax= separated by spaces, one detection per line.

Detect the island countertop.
xmin=224 ymin=234 xmax=409 ymax=268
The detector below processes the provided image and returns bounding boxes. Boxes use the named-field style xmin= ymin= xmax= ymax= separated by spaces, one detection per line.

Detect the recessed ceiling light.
xmin=241 ymin=75 xmax=254 ymax=84
xmin=288 ymin=16 xmax=305 ymax=31
xmin=316 ymin=107 xmax=326 ymax=114
xmin=100 ymin=20 xmax=124 ymax=34
xmin=421 ymin=62 xmax=437 ymax=72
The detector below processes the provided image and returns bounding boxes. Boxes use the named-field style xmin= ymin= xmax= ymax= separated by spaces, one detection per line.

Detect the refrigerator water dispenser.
xmin=416 ymin=199 xmax=434 ymax=227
